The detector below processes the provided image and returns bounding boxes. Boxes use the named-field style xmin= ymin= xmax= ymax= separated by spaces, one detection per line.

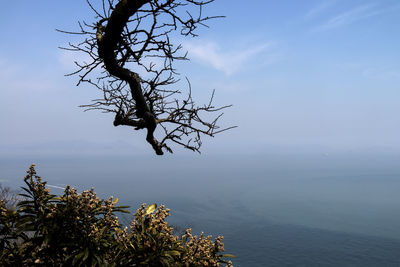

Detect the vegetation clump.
xmin=0 ymin=165 xmax=233 ymax=266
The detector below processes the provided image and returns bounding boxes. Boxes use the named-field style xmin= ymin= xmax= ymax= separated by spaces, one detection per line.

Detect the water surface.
xmin=1 ymin=153 xmax=400 ymax=266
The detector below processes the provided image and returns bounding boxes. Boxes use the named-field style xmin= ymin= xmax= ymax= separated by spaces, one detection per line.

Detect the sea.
xmin=1 ymin=153 xmax=400 ymax=266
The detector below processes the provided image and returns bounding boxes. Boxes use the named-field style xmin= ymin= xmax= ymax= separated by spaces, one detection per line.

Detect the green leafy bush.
xmin=0 ymin=165 xmax=234 ymax=266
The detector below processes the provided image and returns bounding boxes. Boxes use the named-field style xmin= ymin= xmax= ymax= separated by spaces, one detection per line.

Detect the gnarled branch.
xmin=59 ymin=0 xmax=235 ymax=155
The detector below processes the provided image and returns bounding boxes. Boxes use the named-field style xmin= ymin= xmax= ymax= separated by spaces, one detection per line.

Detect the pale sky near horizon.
xmin=1 ymin=0 xmax=400 ymax=157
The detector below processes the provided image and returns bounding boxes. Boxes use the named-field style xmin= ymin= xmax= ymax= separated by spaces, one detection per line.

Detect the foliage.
xmin=0 ymin=165 xmax=234 ymax=266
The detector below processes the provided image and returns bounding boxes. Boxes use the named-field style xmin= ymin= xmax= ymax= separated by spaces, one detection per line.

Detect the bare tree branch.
xmin=60 ymin=0 xmax=235 ymax=155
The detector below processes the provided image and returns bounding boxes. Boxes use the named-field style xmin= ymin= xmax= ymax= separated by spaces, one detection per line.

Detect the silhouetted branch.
xmin=60 ymin=0 xmax=235 ymax=155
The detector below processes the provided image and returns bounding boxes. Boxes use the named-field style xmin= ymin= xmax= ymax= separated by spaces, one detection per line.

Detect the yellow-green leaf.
xmin=145 ymin=204 xmax=157 ymax=215
xmin=167 ymin=250 xmax=181 ymax=256
xmin=221 ymin=254 xmax=236 ymax=258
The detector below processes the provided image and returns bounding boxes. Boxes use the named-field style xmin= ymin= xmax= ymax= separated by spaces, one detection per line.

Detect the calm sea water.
xmin=1 ymin=153 xmax=400 ymax=266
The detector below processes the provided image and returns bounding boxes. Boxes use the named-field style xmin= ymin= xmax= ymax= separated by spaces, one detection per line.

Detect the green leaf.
xmin=160 ymin=257 xmax=171 ymax=266
xmin=72 ymin=251 xmax=85 ymax=265
xmin=165 ymin=250 xmax=181 ymax=257
xmin=221 ymin=253 xmax=236 ymax=258
xmin=145 ymin=204 xmax=157 ymax=215
xmin=82 ymin=247 xmax=89 ymax=263
xmin=43 ymin=233 xmax=53 ymax=246
xmin=18 ymin=193 xmax=33 ymax=199
xmin=17 ymin=200 xmax=34 ymax=208
xmin=94 ymin=254 xmax=104 ymax=266
xmin=20 ymin=187 xmax=33 ymax=196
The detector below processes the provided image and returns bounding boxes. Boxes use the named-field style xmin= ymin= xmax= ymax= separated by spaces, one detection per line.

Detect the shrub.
xmin=0 ymin=165 xmax=234 ymax=266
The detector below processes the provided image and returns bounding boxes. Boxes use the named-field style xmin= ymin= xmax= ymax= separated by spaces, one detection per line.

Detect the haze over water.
xmin=2 ymin=152 xmax=400 ymax=266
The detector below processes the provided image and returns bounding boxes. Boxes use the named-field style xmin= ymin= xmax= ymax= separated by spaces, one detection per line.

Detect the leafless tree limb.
xmin=59 ymin=0 xmax=235 ymax=155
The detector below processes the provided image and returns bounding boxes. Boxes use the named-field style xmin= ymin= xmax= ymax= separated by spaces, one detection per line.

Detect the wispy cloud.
xmin=184 ymin=41 xmax=270 ymax=76
xmin=313 ymin=3 xmax=392 ymax=32
xmin=335 ymin=61 xmax=400 ymax=80
xmin=305 ymin=0 xmax=336 ymax=19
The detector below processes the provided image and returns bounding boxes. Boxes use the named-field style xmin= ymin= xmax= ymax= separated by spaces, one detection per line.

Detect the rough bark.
xmin=96 ymin=0 xmax=162 ymax=154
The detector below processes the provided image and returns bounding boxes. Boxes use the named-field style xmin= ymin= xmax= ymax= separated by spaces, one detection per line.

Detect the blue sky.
xmin=1 ymin=0 xmax=400 ymax=157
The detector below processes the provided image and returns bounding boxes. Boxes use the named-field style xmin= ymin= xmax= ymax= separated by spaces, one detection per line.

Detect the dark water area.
xmin=1 ymin=153 xmax=400 ymax=266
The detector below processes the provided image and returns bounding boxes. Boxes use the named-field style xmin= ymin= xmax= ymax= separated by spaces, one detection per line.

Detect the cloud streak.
xmin=184 ymin=41 xmax=270 ymax=76
xmin=305 ymin=0 xmax=336 ymax=19
xmin=313 ymin=3 xmax=392 ymax=32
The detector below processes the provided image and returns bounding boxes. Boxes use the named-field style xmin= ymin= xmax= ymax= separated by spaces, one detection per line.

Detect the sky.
xmin=1 ymin=0 xmax=400 ymax=157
